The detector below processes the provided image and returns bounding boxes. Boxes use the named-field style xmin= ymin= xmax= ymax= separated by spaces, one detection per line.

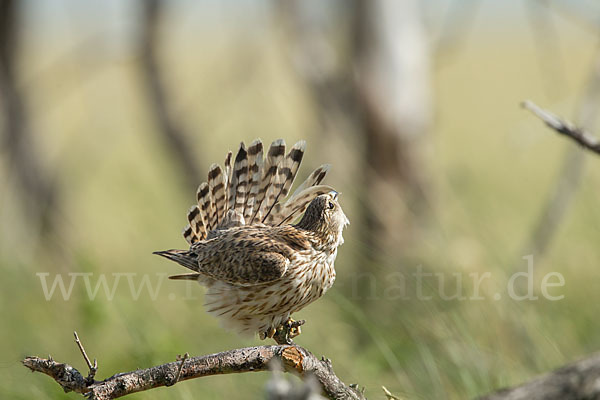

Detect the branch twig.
xmin=23 ymin=345 xmax=365 ymax=400
xmin=73 ymin=331 xmax=97 ymax=383
xmin=522 ymin=100 xmax=600 ymax=155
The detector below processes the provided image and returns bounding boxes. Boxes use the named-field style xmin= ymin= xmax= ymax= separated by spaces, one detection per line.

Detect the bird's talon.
xmin=289 ymin=326 xmax=301 ymax=338
xmin=292 ymin=319 xmax=305 ymax=328
xmin=288 ymin=319 xmax=305 ymax=338
xmin=272 ymin=318 xmax=306 ymax=344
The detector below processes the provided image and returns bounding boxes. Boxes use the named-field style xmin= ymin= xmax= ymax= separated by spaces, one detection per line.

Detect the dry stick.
xmin=22 ymin=345 xmax=365 ymax=400
xmin=522 ymin=100 xmax=600 ymax=154
xmin=382 ymin=386 xmax=401 ymax=400
xmin=73 ymin=331 xmax=97 ymax=383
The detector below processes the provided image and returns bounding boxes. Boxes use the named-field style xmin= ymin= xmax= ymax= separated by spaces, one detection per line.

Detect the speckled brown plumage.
xmin=155 ymin=139 xmax=348 ymax=342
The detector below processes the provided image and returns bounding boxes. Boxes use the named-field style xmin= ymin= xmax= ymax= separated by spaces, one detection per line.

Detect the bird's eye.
xmin=328 ymin=201 xmax=335 ymax=209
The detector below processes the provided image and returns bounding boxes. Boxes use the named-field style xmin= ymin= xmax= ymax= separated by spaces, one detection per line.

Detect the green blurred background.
xmin=2 ymin=0 xmax=600 ymax=399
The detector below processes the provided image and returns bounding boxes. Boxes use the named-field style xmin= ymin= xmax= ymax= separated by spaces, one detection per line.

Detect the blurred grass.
xmin=2 ymin=11 xmax=600 ymax=400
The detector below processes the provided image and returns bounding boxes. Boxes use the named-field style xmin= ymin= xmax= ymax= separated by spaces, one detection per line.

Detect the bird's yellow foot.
xmin=288 ymin=319 xmax=304 ymax=338
xmin=273 ymin=319 xmax=305 ymax=345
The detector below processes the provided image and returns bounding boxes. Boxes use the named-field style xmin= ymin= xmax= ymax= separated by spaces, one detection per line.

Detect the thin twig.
xmin=23 ymin=345 xmax=365 ymax=400
xmin=73 ymin=331 xmax=97 ymax=382
xmin=382 ymin=386 xmax=401 ymax=400
xmin=522 ymin=100 xmax=600 ymax=154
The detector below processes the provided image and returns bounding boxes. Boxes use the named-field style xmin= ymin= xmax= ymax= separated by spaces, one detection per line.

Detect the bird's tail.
xmin=153 ymin=250 xmax=198 ymax=273
xmin=181 ymin=138 xmax=336 ymax=246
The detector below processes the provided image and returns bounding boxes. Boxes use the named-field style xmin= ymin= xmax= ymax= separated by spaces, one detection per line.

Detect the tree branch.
xmin=522 ymin=100 xmax=600 ymax=155
xmin=477 ymin=351 xmax=600 ymax=400
xmin=22 ymin=345 xmax=365 ymax=400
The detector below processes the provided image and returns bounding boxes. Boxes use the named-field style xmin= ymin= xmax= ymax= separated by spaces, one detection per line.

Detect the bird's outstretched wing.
xmin=182 ymin=139 xmax=334 ymax=245
xmin=157 ymin=225 xmax=310 ymax=286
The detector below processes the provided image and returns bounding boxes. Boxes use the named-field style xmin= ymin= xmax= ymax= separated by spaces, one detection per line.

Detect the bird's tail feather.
xmin=168 ymin=273 xmax=201 ymax=281
xmin=153 ymin=250 xmax=199 ymax=272
xmin=251 ymin=139 xmax=286 ymax=224
xmin=181 ymin=138 xmax=332 ymax=245
xmin=228 ymin=142 xmax=249 ymax=215
xmin=243 ymin=139 xmax=264 ymax=221
xmin=259 ymin=140 xmax=305 ymax=223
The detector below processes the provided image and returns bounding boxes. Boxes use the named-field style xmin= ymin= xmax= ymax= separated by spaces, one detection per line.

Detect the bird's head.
xmin=296 ymin=191 xmax=349 ymax=246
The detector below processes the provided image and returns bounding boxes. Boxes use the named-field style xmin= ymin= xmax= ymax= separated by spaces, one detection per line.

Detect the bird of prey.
xmin=155 ymin=139 xmax=348 ymax=344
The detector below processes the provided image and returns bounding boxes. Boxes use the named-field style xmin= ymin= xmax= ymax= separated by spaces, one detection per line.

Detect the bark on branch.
xmin=22 ymin=345 xmax=365 ymax=400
